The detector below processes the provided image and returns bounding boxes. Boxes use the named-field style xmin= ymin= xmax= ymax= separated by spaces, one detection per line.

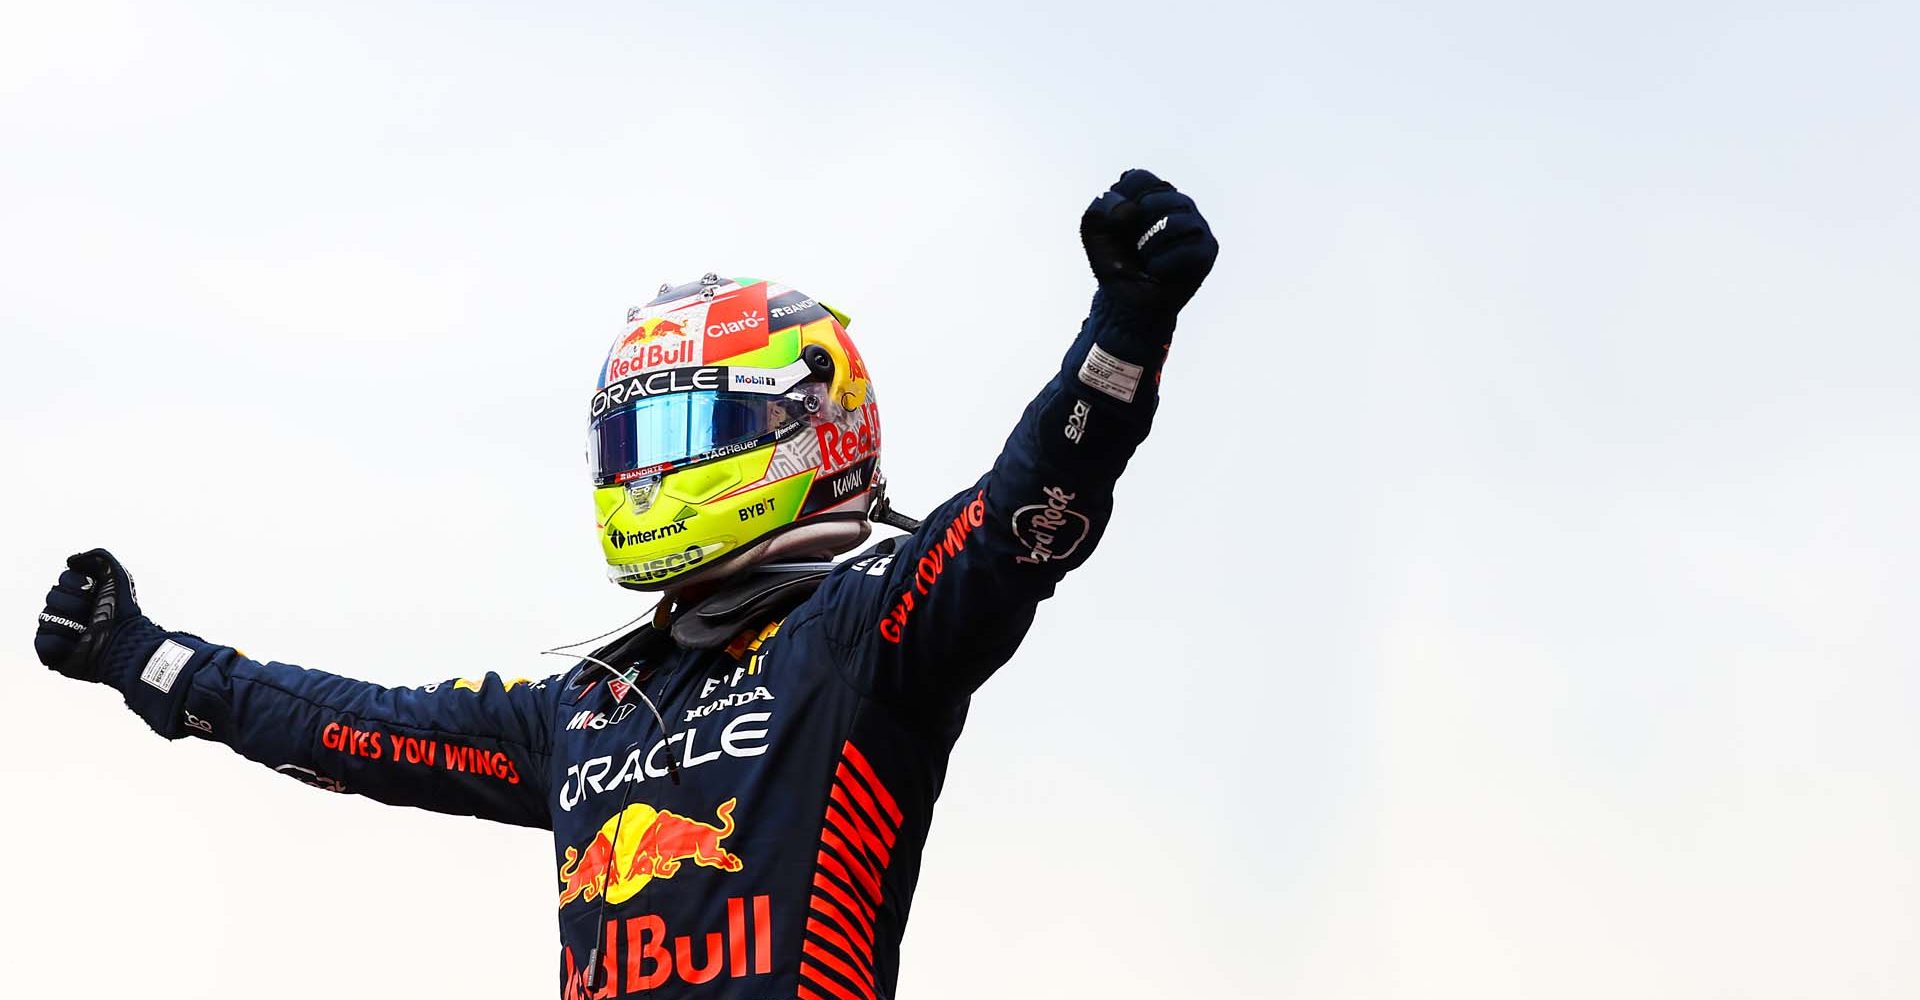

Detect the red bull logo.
xmin=561 ymin=895 xmax=771 ymax=998
xmin=607 ymin=318 xmax=695 ymax=380
xmin=815 ymin=402 xmax=878 ymax=475
xmin=558 ymin=798 xmax=744 ymax=909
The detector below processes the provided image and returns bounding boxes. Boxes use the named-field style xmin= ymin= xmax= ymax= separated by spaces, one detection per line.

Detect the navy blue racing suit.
xmin=90 ymin=292 xmax=1172 ymax=999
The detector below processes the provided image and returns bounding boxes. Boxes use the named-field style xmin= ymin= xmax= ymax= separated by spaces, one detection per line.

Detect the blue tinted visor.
xmin=589 ymin=391 xmax=793 ymax=486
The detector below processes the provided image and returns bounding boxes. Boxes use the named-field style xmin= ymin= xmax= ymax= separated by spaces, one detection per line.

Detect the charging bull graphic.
xmin=558 ymin=797 xmax=744 ymax=908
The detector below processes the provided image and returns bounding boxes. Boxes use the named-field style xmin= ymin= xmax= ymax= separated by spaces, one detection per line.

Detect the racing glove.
xmin=35 ymin=549 xmax=199 ymax=736
xmin=1079 ymin=168 xmax=1218 ymax=316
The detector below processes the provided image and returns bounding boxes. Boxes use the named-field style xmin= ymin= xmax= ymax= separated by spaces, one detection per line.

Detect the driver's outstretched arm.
xmin=35 ymin=550 xmax=558 ymax=828
xmin=814 ymin=169 xmax=1218 ymax=704
xmin=183 ymin=651 xmax=558 ymax=827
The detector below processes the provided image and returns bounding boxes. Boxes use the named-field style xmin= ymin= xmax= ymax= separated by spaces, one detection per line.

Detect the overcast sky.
xmin=3 ymin=1 xmax=1917 ymax=998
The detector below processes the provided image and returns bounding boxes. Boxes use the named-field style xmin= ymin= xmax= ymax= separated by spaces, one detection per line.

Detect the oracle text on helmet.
xmin=592 ymin=367 xmax=724 ymax=418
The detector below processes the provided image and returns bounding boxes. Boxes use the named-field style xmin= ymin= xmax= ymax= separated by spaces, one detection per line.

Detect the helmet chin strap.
xmin=867 ymin=490 xmax=923 ymax=533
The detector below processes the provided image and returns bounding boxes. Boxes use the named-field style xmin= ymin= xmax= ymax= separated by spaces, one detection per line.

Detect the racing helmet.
xmin=588 ymin=275 xmax=881 ymax=590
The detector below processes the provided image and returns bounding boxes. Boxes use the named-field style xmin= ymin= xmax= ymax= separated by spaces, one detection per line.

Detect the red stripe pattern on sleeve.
xmin=800 ymin=741 xmax=902 ymax=1000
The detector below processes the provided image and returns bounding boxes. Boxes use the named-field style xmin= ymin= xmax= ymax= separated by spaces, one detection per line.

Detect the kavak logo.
xmin=828 ymin=464 xmax=866 ymax=499
xmin=800 ymin=456 xmax=877 ymax=516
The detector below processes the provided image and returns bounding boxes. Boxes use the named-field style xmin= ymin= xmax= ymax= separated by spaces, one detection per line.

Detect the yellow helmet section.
xmin=797 ymin=317 xmax=869 ymax=412
xmin=595 ymin=445 xmax=817 ymax=588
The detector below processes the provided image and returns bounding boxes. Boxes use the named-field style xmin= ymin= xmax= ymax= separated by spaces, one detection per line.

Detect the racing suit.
xmin=81 ymin=290 xmax=1175 ymax=999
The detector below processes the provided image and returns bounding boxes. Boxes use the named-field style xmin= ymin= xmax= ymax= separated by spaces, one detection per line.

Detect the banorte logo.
xmin=558 ymin=797 xmax=744 ymax=909
xmin=815 ymin=402 xmax=879 ymax=475
xmin=606 ymin=319 xmax=694 ymax=381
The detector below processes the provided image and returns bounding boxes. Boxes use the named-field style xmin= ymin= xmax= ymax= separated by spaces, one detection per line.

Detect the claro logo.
xmin=706 ymin=310 xmax=762 ymax=338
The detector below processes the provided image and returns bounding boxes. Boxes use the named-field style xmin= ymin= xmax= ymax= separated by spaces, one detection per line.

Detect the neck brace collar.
xmin=668 ymin=561 xmax=833 ymax=650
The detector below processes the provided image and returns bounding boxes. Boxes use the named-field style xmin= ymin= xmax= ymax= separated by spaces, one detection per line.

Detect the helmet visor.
xmin=589 ymin=391 xmax=796 ymax=486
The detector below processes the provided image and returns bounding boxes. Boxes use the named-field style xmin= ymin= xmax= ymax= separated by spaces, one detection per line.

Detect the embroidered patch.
xmin=1078 ymin=344 xmax=1144 ymax=403
xmin=141 ymin=639 xmax=193 ymax=693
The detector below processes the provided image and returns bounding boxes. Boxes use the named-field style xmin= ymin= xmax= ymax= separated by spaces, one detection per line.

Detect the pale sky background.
xmin=2 ymin=1 xmax=1916 ymax=998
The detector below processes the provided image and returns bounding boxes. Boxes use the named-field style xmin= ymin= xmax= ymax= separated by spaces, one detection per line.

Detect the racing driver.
xmin=34 ymin=169 xmax=1218 ymax=999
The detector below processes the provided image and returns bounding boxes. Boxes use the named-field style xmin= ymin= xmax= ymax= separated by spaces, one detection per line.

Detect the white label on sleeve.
xmin=140 ymin=639 xmax=193 ymax=693
xmin=1078 ymin=344 xmax=1143 ymax=403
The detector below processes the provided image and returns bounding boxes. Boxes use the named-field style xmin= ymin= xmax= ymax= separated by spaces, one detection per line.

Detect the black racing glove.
xmin=37 ymin=548 xmax=146 ymax=682
xmin=35 ymin=548 xmax=201 ymax=739
xmin=1080 ymin=168 xmax=1219 ymax=316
